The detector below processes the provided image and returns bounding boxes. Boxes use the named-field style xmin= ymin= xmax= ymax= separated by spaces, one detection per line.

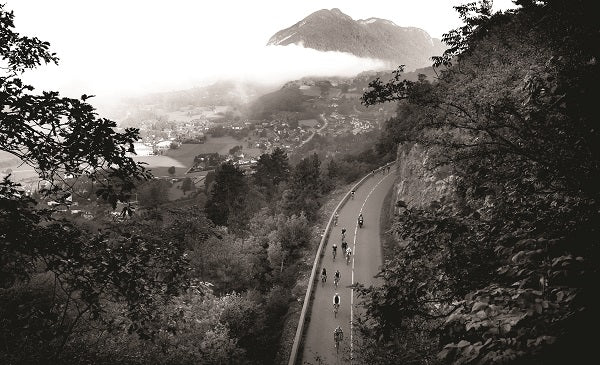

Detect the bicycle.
xmin=334 ymin=329 xmax=344 ymax=353
xmin=335 ymin=334 xmax=343 ymax=353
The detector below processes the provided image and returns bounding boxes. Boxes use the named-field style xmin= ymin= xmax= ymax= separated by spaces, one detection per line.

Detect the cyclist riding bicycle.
xmin=334 ymin=325 xmax=344 ymax=349
xmin=332 ymin=243 xmax=338 ymax=259
xmin=321 ymin=267 xmax=327 ymax=282
xmin=341 ymin=239 xmax=347 ymax=253
xmin=351 ymin=190 xmax=355 ymax=199
xmin=334 ymin=269 xmax=340 ymax=287
xmin=333 ymin=293 xmax=341 ymax=317
xmin=345 ymin=247 xmax=352 ymax=264
xmin=358 ymin=213 xmax=364 ymax=228
xmin=334 ymin=212 xmax=339 ymax=226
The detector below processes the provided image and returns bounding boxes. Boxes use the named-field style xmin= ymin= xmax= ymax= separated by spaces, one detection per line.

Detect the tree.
xmin=281 ymin=153 xmax=322 ymax=220
xmin=253 ymin=147 xmax=290 ymax=198
xmin=204 ymin=161 xmax=249 ymax=231
xmin=181 ymin=177 xmax=193 ymax=194
xmin=0 ymin=5 xmax=149 ymax=207
xmin=357 ymin=1 xmax=600 ymax=363
xmin=137 ymin=179 xmax=170 ymax=207
xmin=0 ymin=5 xmax=191 ymax=362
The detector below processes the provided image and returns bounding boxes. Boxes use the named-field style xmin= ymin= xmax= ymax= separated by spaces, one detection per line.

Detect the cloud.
xmin=22 ymin=44 xmax=388 ymax=101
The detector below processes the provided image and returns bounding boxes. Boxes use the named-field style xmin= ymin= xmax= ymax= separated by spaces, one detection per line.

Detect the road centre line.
xmin=349 ymin=172 xmax=391 ymax=362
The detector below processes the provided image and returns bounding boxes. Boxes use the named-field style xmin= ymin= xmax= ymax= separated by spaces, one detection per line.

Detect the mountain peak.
xmin=307 ymin=8 xmax=353 ymax=21
xmin=266 ymin=9 xmax=446 ymax=71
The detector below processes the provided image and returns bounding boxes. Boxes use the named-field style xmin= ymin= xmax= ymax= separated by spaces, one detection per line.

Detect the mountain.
xmin=267 ymin=8 xmax=446 ymax=71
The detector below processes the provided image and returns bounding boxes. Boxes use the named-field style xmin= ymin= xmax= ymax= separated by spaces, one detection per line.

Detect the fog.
xmin=22 ymin=44 xmax=388 ymax=101
xmin=7 ymin=0 xmax=518 ymax=104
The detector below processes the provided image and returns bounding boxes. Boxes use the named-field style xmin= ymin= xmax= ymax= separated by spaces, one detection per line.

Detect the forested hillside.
xmin=0 ymin=4 xmax=391 ymax=364
xmin=356 ymin=0 xmax=599 ymax=364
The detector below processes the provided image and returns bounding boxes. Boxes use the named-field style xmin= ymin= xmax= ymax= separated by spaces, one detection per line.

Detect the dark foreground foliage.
xmin=356 ymin=1 xmax=599 ymax=364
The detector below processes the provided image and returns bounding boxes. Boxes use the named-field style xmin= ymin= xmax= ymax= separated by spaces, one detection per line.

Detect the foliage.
xmin=357 ymin=1 xmax=599 ymax=364
xmin=280 ymin=153 xmax=322 ymax=220
xmin=0 ymin=4 xmax=149 ymax=206
xmin=181 ymin=177 xmax=194 ymax=194
xmin=136 ymin=178 xmax=170 ymax=207
xmin=204 ymin=161 xmax=249 ymax=232
xmin=253 ymin=147 xmax=290 ymax=199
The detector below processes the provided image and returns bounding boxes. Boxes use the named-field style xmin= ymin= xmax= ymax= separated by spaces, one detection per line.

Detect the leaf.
xmin=457 ymin=340 xmax=471 ymax=348
xmin=472 ymin=301 xmax=488 ymax=312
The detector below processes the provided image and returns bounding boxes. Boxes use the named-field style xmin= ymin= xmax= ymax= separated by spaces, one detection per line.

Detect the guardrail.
xmin=287 ymin=161 xmax=395 ymax=365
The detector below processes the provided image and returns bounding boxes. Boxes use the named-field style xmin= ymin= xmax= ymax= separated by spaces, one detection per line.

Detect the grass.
xmin=131 ymin=136 xmax=261 ymax=177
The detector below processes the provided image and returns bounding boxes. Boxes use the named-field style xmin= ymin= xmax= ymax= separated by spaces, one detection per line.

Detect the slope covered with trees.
xmin=0 ymin=4 xmax=394 ymax=363
xmin=356 ymin=0 xmax=599 ymax=364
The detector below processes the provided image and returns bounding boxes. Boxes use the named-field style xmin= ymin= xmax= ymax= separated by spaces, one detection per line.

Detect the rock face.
xmin=392 ymin=143 xmax=456 ymax=211
xmin=267 ymin=8 xmax=446 ymax=71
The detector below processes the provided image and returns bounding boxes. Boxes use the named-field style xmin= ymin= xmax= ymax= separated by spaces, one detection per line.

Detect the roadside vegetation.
xmin=0 ymin=4 xmax=390 ymax=364
xmin=355 ymin=1 xmax=599 ymax=364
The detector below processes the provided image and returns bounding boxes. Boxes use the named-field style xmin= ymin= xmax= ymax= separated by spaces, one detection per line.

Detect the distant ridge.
xmin=267 ymin=8 xmax=446 ymax=71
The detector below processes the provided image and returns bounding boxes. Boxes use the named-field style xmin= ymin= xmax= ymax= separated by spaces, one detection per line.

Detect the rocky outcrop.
xmin=392 ymin=143 xmax=456 ymax=213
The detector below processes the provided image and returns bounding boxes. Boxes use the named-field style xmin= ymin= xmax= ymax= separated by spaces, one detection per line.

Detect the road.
xmin=301 ymin=168 xmax=395 ymax=364
xmin=298 ymin=114 xmax=329 ymax=148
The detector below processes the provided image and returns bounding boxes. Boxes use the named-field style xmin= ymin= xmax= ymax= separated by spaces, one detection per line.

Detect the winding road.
xmin=301 ymin=169 xmax=395 ymax=364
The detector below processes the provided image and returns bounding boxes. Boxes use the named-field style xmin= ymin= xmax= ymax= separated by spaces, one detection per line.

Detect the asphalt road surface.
xmin=301 ymin=168 xmax=395 ymax=364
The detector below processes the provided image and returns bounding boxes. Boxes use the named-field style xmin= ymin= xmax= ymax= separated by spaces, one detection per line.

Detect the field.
xmin=2 ymin=135 xmax=259 ymax=184
xmin=132 ymin=136 xmax=260 ymax=177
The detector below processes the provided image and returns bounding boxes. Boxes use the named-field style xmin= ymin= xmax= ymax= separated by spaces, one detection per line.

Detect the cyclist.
xmin=333 ymin=212 xmax=339 ymax=226
xmin=334 ymin=326 xmax=344 ymax=351
xmin=332 ymin=242 xmax=338 ymax=260
xmin=341 ymin=239 xmax=347 ymax=253
xmin=333 ymin=292 xmax=341 ymax=317
xmin=358 ymin=213 xmax=364 ymax=228
xmin=341 ymin=227 xmax=346 ymax=236
xmin=321 ymin=267 xmax=327 ymax=284
xmin=334 ymin=269 xmax=340 ymax=287
xmin=345 ymin=247 xmax=352 ymax=264
xmin=351 ymin=190 xmax=355 ymax=199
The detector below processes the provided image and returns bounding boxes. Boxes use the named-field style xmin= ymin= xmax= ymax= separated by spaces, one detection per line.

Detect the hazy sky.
xmin=5 ymin=0 xmax=517 ymax=100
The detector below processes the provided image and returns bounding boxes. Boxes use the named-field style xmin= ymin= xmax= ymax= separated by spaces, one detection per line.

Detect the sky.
xmin=5 ymin=0 xmax=518 ymax=101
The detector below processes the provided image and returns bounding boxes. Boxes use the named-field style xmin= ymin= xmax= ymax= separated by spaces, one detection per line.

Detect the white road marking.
xmin=349 ymin=172 xmax=391 ymax=362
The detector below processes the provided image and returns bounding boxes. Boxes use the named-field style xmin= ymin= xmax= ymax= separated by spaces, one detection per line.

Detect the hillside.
xmin=267 ymin=8 xmax=446 ymax=70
